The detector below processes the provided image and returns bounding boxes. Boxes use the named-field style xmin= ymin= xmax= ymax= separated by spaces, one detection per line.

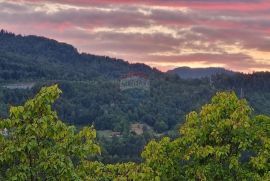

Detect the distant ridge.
xmin=0 ymin=29 xmax=160 ymax=82
xmin=167 ymin=66 xmax=235 ymax=79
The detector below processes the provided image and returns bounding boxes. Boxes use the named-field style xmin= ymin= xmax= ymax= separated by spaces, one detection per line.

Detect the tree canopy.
xmin=141 ymin=92 xmax=270 ymax=180
xmin=1 ymin=85 xmax=270 ymax=180
xmin=0 ymin=85 xmax=100 ymax=180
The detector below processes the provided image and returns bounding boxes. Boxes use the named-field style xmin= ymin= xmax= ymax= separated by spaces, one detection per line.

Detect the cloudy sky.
xmin=1 ymin=0 xmax=270 ymax=72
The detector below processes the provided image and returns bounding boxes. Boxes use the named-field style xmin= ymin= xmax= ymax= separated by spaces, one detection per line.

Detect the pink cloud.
xmin=13 ymin=0 xmax=270 ymax=11
xmin=1 ymin=0 xmax=270 ymax=72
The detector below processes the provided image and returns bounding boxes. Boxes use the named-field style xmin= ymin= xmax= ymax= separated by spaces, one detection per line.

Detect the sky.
xmin=1 ymin=0 xmax=270 ymax=72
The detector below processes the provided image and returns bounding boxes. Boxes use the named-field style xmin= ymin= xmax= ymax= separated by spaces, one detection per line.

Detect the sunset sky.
xmin=1 ymin=0 xmax=270 ymax=72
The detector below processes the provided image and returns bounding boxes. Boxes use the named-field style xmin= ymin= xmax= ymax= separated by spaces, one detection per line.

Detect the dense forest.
xmin=167 ymin=66 xmax=235 ymax=78
xmin=0 ymin=30 xmax=270 ymax=163
xmin=1 ymin=85 xmax=270 ymax=180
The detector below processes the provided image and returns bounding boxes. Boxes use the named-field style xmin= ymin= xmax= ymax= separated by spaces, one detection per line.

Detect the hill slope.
xmin=0 ymin=30 xmax=270 ymax=162
xmin=0 ymin=30 xmax=159 ymax=82
xmin=167 ymin=66 xmax=235 ymax=79
xmin=0 ymin=30 xmax=212 ymax=130
xmin=0 ymin=30 xmax=270 ymax=129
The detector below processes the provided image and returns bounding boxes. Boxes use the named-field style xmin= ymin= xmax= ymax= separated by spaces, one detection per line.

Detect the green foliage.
xmin=153 ymin=120 xmax=168 ymax=133
xmin=78 ymin=161 xmax=155 ymax=181
xmin=98 ymin=133 xmax=149 ymax=163
xmin=0 ymin=85 xmax=100 ymax=180
xmin=142 ymin=137 xmax=183 ymax=180
xmin=179 ymin=92 xmax=255 ymax=180
xmin=250 ymin=115 xmax=270 ymax=179
xmin=0 ymin=30 xmax=270 ymax=179
xmin=1 ymin=85 xmax=270 ymax=180
xmin=141 ymin=91 xmax=270 ymax=180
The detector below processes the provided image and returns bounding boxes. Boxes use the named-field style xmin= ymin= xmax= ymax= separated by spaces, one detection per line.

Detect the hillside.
xmin=0 ymin=30 xmax=269 ymax=129
xmin=167 ymin=66 xmax=235 ymax=79
xmin=0 ymin=30 xmax=270 ymax=162
xmin=0 ymin=30 xmax=160 ymax=82
xmin=0 ymin=30 xmax=213 ymax=130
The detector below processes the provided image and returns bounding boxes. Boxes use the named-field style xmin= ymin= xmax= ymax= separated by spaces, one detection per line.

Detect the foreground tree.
xmin=1 ymin=85 xmax=270 ymax=180
xmin=142 ymin=92 xmax=270 ymax=180
xmin=0 ymin=85 xmax=100 ymax=180
xmin=179 ymin=92 xmax=255 ymax=180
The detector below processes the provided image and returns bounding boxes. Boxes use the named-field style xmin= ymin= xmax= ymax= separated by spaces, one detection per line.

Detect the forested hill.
xmin=0 ymin=30 xmax=270 ymax=163
xmin=0 ymin=29 xmax=269 ymax=129
xmin=0 ymin=29 xmax=159 ymax=82
xmin=167 ymin=66 xmax=235 ymax=78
